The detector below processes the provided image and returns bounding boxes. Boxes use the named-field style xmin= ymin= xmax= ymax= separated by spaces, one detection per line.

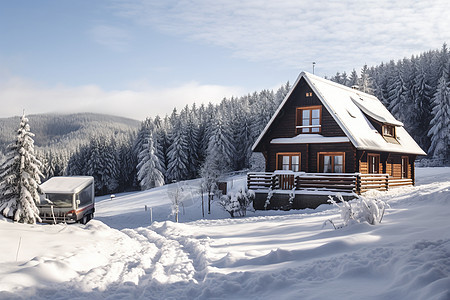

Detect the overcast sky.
xmin=1 ymin=0 xmax=449 ymax=121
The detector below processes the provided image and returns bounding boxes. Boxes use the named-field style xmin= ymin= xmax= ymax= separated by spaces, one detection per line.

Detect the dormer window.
xmin=306 ymin=92 xmax=313 ymax=97
xmin=296 ymin=106 xmax=322 ymax=134
xmin=382 ymin=125 xmax=395 ymax=137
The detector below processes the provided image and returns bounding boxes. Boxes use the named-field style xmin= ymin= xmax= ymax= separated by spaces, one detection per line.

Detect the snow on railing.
xmin=247 ymin=172 xmax=413 ymax=194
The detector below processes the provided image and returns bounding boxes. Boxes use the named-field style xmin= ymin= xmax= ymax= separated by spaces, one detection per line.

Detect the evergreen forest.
xmin=1 ymin=44 xmax=449 ymax=196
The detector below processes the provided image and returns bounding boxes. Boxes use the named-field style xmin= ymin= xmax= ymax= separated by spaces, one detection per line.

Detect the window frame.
xmin=317 ymin=152 xmax=345 ymax=173
xmin=382 ymin=125 xmax=396 ymax=138
xmin=296 ymin=105 xmax=322 ymax=134
xmin=367 ymin=153 xmax=380 ymax=174
xmin=276 ymin=152 xmax=301 ymax=172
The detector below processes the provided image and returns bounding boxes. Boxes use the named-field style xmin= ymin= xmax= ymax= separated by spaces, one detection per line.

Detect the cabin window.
xmin=401 ymin=156 xmax=409 ymax=178
xmin=296 ymin=105 xmax=322 ymax=134
xmin=306 ymin=92 xmax=313 ymax=97
xmin=382 ymin=125 xmax=395 ymax=137
xmin=276 ymin=153 xmax=301 ymax=172
xmin=368 ymin=154 xmax=380 ymax=174
xmin=318 ymin=152 xmax=345 ymax=173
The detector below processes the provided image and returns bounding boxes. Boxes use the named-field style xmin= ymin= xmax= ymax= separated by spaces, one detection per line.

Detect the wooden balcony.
xmin=247 ymin=171 xmax=413 ymax=195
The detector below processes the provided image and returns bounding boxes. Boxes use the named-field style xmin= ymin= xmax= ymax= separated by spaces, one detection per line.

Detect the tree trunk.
xmin=208 ymin=193 xmax=212 ymax=214
xmin=201 ymin=192 xmax=205 ymax=218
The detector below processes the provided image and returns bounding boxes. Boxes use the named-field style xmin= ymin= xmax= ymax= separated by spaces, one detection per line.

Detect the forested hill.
xmin=0 ymin=113 xmax=140 ymax=152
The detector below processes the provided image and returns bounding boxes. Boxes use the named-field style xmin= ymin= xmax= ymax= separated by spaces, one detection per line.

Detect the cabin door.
xmin=276 ymin=153 xmax=300 ymax=190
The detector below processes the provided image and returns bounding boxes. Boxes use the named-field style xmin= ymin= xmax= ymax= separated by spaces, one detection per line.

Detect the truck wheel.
xmin=81 ymin=215 xmax=88 ymax=225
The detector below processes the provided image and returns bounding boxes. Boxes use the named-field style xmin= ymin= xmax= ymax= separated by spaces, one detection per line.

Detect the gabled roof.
xmin=252 ymin=72 xmax=426 ymax=156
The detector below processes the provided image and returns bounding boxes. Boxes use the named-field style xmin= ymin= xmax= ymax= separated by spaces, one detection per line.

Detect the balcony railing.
xmin=247 ymin=171 xmax=413 ymax=194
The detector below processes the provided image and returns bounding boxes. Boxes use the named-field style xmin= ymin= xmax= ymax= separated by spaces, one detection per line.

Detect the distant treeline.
xmin=1 ymin=45 xmax=448 ymax=195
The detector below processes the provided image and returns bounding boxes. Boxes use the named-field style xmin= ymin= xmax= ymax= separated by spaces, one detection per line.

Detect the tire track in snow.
xmin=73 ymin=226 xmax=159 ymax=291
xmin=122 ymin=221 xmax=210 ymax=285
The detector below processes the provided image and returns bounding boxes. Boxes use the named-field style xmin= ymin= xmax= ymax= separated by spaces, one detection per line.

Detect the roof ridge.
xmin=301 ymin=71 xmax=378 ymax=99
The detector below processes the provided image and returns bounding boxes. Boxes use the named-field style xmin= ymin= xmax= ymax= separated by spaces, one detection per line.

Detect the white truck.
xmin=39 ymin=176 xmax=95 ymax=224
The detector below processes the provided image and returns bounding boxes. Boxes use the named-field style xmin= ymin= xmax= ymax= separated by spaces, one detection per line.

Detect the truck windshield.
xmin=43 ymin=193 xmax=73 ymax=207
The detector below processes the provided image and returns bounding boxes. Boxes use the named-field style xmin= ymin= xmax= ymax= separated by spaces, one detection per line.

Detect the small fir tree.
xmin=166 ymin=118 xmax=190 ymax=182
xmin=137 ymin=133 xmax=165 ymax=190
xmin=0 ymin=114 xmax=43 ymax=223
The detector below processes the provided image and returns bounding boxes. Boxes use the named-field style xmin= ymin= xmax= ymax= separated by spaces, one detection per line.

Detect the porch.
xmin=247 ymin=171 xmax=413 ymax=210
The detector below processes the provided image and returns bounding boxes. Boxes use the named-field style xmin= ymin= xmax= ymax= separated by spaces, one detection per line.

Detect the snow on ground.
xmin=0 ymin=168 xmax=449 ymax=299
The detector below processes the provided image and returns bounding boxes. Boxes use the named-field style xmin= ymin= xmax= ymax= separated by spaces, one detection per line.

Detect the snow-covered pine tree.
xmin=235 ymin=108 xmax=253 ymax=170
xmin=0 ymin=114 xmax=43 ymax=223
xmin=137 ymin=132 xmax=165 ymax=190
xmin=102 ymin=138 xmax=119 ymax=193
xmin=387 ymin=65 xmax=407 ymax=122
xmin=85 ymin=137 xmax=103 ymax=194
xmin=258 ymin=89 xmax=277 ymax=133
xmin=371 ymin=62 xmax=389 ymax=105
xmin=166 ymin=110 xmax=190 ymax=182
xmin=117 ymin=139 xmax=137 ymax=190
xmin=153 ymin=116 xmax=169 ymax=181
xmin=206 ymin=114 xmax=236 ymax=173
xmin=195 ymin=104 xmax=207 ymax=166
xmin=359 ymin=64 xmax=374 ymax=94
xmin=66 ymin=145 xmax=89 ymax=176
xmin=36 ymin=150 xmax=49 ymax=180
xmin=430 ymin=43 xmax=448 ymax=88
xmin=412 ymin=60 xmax=433 ymax=150
xmin=133 ymin=117 xmax=154 ymax=163
xmin=199 ymin=103 xmax=216 ymax=165
xmin=348 ymin=69 xmax=359 ymax=87
xmin=274 ymin=81 xmax=289 ymax=104
xmin=182 ymin=106 xmax=200 ymax=178
xmin=0 ymin=152 xmax=5 ymax=166
xmin=85 ymin=136 xmax=118 ymax=195
xmin=331 ymin=72 xmax=343 ymax=84
xmin=428 ymin=65 xmax=450 ymax=164
xmin=340 ymin=72 xmax=349 ymax=86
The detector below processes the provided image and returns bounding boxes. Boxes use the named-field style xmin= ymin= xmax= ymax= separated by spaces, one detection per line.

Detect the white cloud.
xmin=89 ymin=25 xmax=131 ymax=52
xmin=0 ymin=77 xmax=245 ymax=120
xmin=115 ymin=0 xmax=450 ymax=75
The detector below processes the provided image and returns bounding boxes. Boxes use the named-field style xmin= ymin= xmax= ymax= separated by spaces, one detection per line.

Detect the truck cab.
xmin=39 ymin=176 xmax=95 ymax=224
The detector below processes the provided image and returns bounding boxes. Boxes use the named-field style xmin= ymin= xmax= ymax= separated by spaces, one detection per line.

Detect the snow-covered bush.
xmin=200 ymin=161 xmax=220 ymax=215
xmin=264 ymin=187 xmax=273 ymax=210
xmin=288 ymin=187 xmax=295 ymax=206
xmin=219 ymin=188 xmax=255 ymax=218
xmin=167 ymin=182 xmax=189 ymax=222
xmin=325 ymin=193 xmax=389 ymax=228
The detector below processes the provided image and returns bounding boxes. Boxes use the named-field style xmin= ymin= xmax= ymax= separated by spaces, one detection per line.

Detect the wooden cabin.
xmin=249 ymin=72 xmax=426 ymax=210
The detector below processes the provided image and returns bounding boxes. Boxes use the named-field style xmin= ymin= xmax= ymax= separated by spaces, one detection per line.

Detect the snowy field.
xmin=0 ymin=168 xmax=449 ymax=299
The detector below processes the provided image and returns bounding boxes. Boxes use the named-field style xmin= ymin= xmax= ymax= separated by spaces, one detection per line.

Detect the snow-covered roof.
xmin=41 ymin=176 xmax=94 ymax=194
xmin=350 ymin=96 xmax=403 ymax=126
xmin=252 ymin=72 xmax=426 ymax=156
xmin=271 ymin=134 xmax=349 ymax=144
